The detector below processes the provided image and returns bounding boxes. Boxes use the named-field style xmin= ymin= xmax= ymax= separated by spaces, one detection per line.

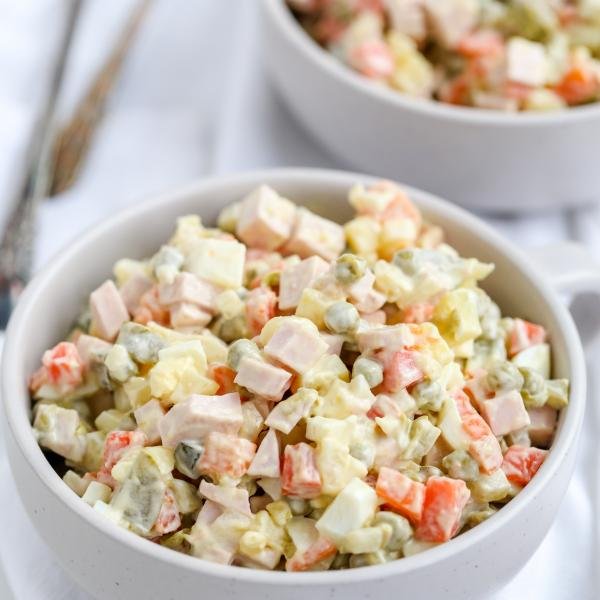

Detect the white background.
xmin=0 ymin=1 xmax=598 ymax=598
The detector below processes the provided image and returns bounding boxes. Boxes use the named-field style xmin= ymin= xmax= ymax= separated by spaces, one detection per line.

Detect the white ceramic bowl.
xmin=262 ymin=0 xmax=600 ymax=213
xmin=1 ymin=169 xmax=594 ymax=600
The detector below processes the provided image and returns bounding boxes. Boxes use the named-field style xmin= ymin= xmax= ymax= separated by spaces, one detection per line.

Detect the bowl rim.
xmin=2 ymin=167 xmax=586 ymax=586
xmin=263 ymin=0 xmax=600 ymax=128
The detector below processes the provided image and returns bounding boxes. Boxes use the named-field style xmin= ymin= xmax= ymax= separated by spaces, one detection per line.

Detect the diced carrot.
xmin=349 ymin=39 xmax=394 ymax=80
xmin=245 ymin=286 xmax=277 ymax=337
xmin=133 ymin=285 xmax=170 ymax=326
xmin=31 ymin=341 xmax=85 ymax=394
xmin=197 ymin=432 xmax=256 ymax=479
xmin=455 ymin=391 xmax=503 ymax=474
xmin=153 ymin=488 xmax=181 ymax=535
xmin=376 ymin=467 xmax=425 ymax=523
xmin=402 ymin=302 xmax=435 ymax=324
xmin=438 ymin=74 xmax=471 ymax=105
xmin=501 ymin=445 xmax=548 ymax=486
xmin=102 ymin=430 xmax=147 ymax=472
xmin=372 ymin=181 xmax=422 ymax=227
xmin=208 ymin=363 xmax=237 ymax=395
xmin=379 ymin=349 xmax=424 ymax=393
xmin=286 ymin=536 xmax=337 ymax=572
xmin=415 ymin=476 xmax=470 ymax=543
xmin=554 ymin=64 xmax=600 ymax=105
xmin=281 ymin=443 xmax=322 ymax=499
xmin=507 ymin=318 xmax=547 ymax=357
xmin=457 ymin=30 xmax=504 ymax=58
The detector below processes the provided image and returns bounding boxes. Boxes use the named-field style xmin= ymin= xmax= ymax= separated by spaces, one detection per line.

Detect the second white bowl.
xmin=262 ymin=0 xmax=600 ymax=213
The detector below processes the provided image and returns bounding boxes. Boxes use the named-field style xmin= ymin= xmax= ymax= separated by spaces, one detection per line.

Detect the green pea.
xmin=324 ymin=301 xmax=359 ymax=334
xmin=352 ymin=357 xmax=383 ymax=388
xmin=373 ymin=512 xmax=412 ymax=551
xmin=486 ymin=362 xmax=524 ymax=392
xmin=392 ymin=249 xmax=418 ymax=275
xmin=334 ymin=254 xmax=367 ymax=284
xmin=520 ymin=367 xmax=548 ymax=408
xmin=411 ymin=379 xmax=443 ymax=411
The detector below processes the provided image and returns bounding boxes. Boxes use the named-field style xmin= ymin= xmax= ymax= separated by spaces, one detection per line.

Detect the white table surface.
xmin=0 ymin=1 xmax=598 ymax=598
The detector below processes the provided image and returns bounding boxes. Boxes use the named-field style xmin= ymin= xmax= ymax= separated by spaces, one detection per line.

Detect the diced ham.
xmin=356 ymin=324 xmax=414 ymax=353
xmin=423 ymin=0 xmax=479 ymax=49
xmin=158 ymin=393 xmax=243 ymax=448
xmin=457 ymin=29 xmax=504 ymax=58
xmin=102 ymin=430 xmax=147 ymax=472
xmin=320 ymin=333 xmax=345 ymax=356
xmin=415 ymin=476 xmax=470 ymax=542
xmin=196 ymin=499 xmax=223 ymax=525
xmin=198 ymin=432 xmax=257 ymax=479
xmin=527 ymin=406 xmax=558 ymax=448
xmin=455 ymin=391 xmax=503 ymax=474
xmin=480 ymin=390 xmax=530 ymax=437
xmin=74 ymin=334 xmax=112 ymax=369
xmin=507 ymin=318 xmax=547 ymax=357
xmin=281 ymin=443 xmax=322 ymax=499
xmin=198 ymin=480 xmax=251 ymax=515
xmin=153 ymin=488 xmax=181 ymax=535
xmin=90 ymin=280 xmax=130 ymax=341
xmin=378 ymin=349 xmax=424 ymax=392
xmin=158 ymin=272 xmax=218 ymax=312
xmin=384 ymin=0 xmax=427 ymax=42
xmin=376 ymin=467 xmax=425 ymax=523
xmin=234 ymin=357 xmax=292 ymax=401
xmin=169 ymin=302 xmax=212 ymax=330
xmin=245 ymin=286 xmax=277 ymax=337
xmin=501 ymin=445 xmax=548 ymax=486
xmin=236 ymin=185 xmax=297 ymax=251
xmin=279 ymin=256 xmax=330 ymax=311
xmin=119 ymin=273 xmax=153 ymax=315
xmin=348 ymin=269 xmax=386 ymax=314
xmin=264 ymin=319 xmax=328 ymax=373
xmin=282 ymin=209 xmax=345 ymax=262
xmin=247 ymin=429 xmax=281 ymax=478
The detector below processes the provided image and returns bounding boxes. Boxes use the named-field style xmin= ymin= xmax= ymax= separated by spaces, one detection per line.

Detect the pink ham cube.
xmin=279 ymin=256 xmax=329 ymax=310
xmin=169 ymin=302 xmax=212 ymax=330
xmin=480 ymin=390 xmax=530 ymax=437
xmin=283 ymin=209 xmax=345 ymax=262
xmin=158 ymin=392 xmax=243 ymax=448
xmin=424 ymin=0 xmax=479 ymax=49
xmin=264 ymin=320 xmax=328 ymax=374
xmin=158 ymin=272 xmax=218 ymax=312
xmin=119 ymin=273 xmax=153 ymax=315
xmin=90 ymin=280 xmax=130 ymax=341
xmin=320 ymin=332 xmax=344 ymax=356
xmin=247 ymin=429 xmax=281 ymax=478
xmin=347 ymin=270 xmax=385 ymax=312
xmin=75 ymin=334 xmax=112 ymax=368
xmin=385 ymin=0 xmax=427 ymax=42
xmin=199 ymin=480 xmax=251 ymax=515
xmin=527 ymin=406 xmax=558 ymax=448
xmin=236 ymin=185 xmax=297 ymax=251
xmin=234 ymin=356 xmax=291 ymax=401
xmin=356 ymin=325 xmax=413 ymax=353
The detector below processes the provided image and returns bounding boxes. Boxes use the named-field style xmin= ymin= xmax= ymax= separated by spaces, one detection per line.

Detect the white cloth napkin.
xmin=0 ymin=2 xmax=598 ymax=599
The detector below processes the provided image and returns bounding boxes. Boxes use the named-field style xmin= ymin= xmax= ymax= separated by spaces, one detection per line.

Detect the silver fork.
xmin=0 ymin=0 xmax=82 ymax=329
